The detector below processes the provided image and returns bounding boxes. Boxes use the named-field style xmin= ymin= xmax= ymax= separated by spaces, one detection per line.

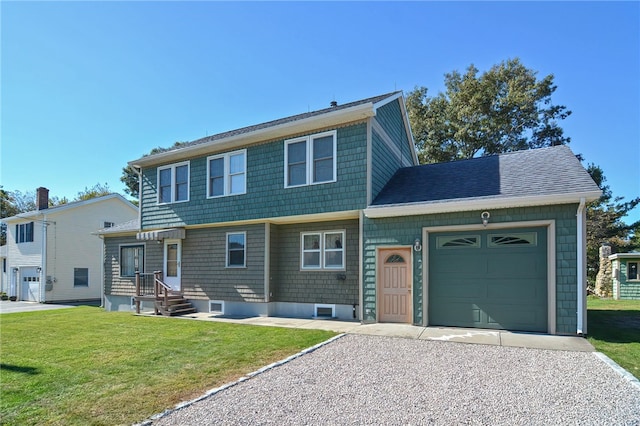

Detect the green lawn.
xmin=587 ymin=297 xmax=640 ymax=379
xmin=0 ymin=307 xmax=336 ymax=425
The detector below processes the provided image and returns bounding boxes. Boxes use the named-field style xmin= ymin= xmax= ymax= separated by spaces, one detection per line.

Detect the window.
xmin=157 ymin=162 xmax=189 ymax=203
xmin=285 ymin=130 xmax=336 ymax=187
xmin=74 ymin=268 xmax=89 ymax=287
xmin=103 ymin=222 xmax=115 ymax=228
xmin=436 ymin=235 xmax=480 ymax=249
xmin=120 ymin=245 xmax=145 ymax=277
xmin=16 ymin=222 xmax=34 ymax=243
xmin=226 ymin=232 xmax=246 ymax=267
xmin=301 ymin=231 xmax=344 ymax=270
xmin=488 ymin=233 xmax=537 ymax=247
xmin=207 ymin=150 xmax=246 ymax=197
xmin=629 ymin=262 xmax=639 ymax=281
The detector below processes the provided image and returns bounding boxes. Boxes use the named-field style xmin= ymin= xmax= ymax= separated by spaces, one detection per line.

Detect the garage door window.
xmin=488 ymin=233 xmax=537 ymax=247
xmin=436 ymin=235 xmax=480 ymax=249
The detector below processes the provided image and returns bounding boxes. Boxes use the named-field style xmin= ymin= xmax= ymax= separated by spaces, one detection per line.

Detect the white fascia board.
xmin=364 ymin=191 xmax=603 ymax=218
xmin=130 ymin=103 xmax=377 ymax=168
xmin=609 ymin=252 xmax=640 ymax=260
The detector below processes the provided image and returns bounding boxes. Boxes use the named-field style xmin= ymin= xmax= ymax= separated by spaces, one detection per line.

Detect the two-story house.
xmin=101 ymin=91 xmax=601 ymax=336
xmin=3 ymin=188 xmax=138 ymax=303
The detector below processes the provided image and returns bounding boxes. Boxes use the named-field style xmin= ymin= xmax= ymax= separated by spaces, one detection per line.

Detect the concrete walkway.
xmin=167 ymin=311 xmax=595 ymax=352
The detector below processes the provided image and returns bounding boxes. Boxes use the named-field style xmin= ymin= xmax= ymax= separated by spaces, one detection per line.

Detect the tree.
xmin=406 ymin=58 xmax=571 ymax=164
xmin=585 ymin=164 xmax=640 ymax=287
xmin=120 ymin=142 xmax=189 ymax=199
xmin=0 ymin=187 xmax=19 ymax=245
xmin=76 ymin=183 xmax=112 ymax=201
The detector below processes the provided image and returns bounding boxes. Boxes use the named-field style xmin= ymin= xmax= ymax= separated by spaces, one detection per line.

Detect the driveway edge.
xmin=593 ymin=352 xmax=640 ymax=391
xmin=135 ymin=333 xmax=346 ymax=426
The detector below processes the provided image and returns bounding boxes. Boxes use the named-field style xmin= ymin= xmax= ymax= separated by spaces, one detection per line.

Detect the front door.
xmin=164 ymin=239 xmax=181 ymax=291
xmin=378 ymin=248 xmax=412 ymax=323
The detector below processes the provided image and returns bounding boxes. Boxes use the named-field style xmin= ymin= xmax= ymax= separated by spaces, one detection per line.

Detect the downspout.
xmin=135 ymin=165 xmax=142 ymax=231
xmin=40 ymin=213 xmax=47 ymax=303
xmin=576 ymin=198 xmax=586 ymax=335
xmin=99 ymin=234 xmax=105 ymax=308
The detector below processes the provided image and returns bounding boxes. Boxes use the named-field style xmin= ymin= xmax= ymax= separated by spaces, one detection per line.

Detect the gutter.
xmin=364 ymin=191 xmax=602 ymax=218
xmin=576 ymin=197 xmax=587 ymax=335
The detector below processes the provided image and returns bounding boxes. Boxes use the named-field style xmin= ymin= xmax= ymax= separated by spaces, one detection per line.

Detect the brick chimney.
xmin=36 ymin=187 xmax=49 ymax=210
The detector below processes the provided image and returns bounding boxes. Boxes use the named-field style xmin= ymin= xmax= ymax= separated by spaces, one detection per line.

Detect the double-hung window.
xmin=226 ymin=232 xmax=246 ymax=268
xmin=207 ymin=150 xmax=246 ymax=197
xmin=16 ymin=222 xmax=34 ymax=243
xmin=285 ymin=130 xmax=336 ymax=187
xmin=158 ymin=162 xmax=190 ymax=204
xmin=301 ymin=231 xmax=345 ymax=270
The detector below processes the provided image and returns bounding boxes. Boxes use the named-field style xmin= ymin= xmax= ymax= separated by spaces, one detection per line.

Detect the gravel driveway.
xmin=151 ymin=334 xmax=640 ymax=425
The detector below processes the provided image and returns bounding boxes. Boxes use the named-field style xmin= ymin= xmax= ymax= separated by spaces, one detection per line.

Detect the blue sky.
xmin=2 ymin=2 xmax=639 ymax=222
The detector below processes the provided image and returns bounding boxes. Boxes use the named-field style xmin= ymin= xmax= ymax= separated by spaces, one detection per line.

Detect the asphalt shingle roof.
xmin=155 ymin=92 xmax=400 ymax=154
xmin=371 ymin=145 xmax=600 ymax=206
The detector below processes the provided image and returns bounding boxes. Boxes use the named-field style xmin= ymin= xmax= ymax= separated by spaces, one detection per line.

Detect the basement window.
xmin=209 ymin=300 xmax=225 ymax=315
xmin=314 ymin=304 xmax=335 ymax=318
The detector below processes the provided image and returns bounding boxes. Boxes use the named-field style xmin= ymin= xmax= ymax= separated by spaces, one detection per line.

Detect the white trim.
xmin=226 ymin=231 xmax=247 ymax=268
xmin=206 ymin=149 xmax=247 ymax=198
xmin=313 ymin=303 xmax=336 ymax=318
xmin=157 ymin=161 xmax=190 ymax=204
xmin=608 ymin=252 xmax=640 ymax=260
xmin=284 ymin=130 xmax=337 ymax=188
xmin=576 ymin=198 xmax=587 ymax=335
xmin=130 ymin=103 xmax=377 ymax=168
xmin=364 ymin=191 xmax=602 ymax=218
xmin=422 ymin=220 xmax=556 ymax=334
xmin=209 ymin=300 xmax=225 ymax=315
xmin=300 ymin=230 xmax=345 ymax=271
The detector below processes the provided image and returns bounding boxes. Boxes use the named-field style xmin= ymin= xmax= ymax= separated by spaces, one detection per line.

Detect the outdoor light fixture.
xmin=36 ymin=267 xmax=42 ymax=273
xmin=481 ymin=211 xmax=491 ymax=227
xmin=413 ymin=238 xmax=422 ymax=252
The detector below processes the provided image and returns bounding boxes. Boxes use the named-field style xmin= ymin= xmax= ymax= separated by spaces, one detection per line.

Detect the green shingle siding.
xmin=103 ymin=236 xmax=163 ymax=296
xmin=371 ymin=130 xmax=402 ymax=200
xmin=615 ymin=259 xmax=640 ymax=299
xmin=363 ymin=204 xmax=580 ymax=333
xmin=374 ymin=99 xmax=413 ymax=165
xmin=270 ymin=220 xmax=359 ymax=305
xmin=181 ymin=225 xmax=265 ymax=302
xmin=140 ymin=124 xmax=368 ymax=229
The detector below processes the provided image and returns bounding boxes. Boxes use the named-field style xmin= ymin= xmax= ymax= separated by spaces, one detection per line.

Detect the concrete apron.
xmin=155 ymin=312 xmax=595 ymax=352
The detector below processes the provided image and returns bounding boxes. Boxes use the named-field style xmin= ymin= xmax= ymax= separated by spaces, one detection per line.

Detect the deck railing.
xmin=134 ymin=271 xmax=175 ymax=314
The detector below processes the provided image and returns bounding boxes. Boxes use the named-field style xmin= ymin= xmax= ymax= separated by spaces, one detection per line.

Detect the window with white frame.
xmin=226 ymin=232 xmax=246 ymax=267
xmin=285 ymin=131 xmax=336 ymax=187
xmin=16 ymin=222 xmax=34 ymax=243
xmin=629 ymin=262 xmax=638 ymax=281
xmin=157 ymin=162 xmax=189 ymax=204
xmin=207 ymin=150 xmax=246 ymax=197
xmin=301 ymin=231 xmax=344 ymax=270
xmin=120 ymin=245 xmax=145 ymax=277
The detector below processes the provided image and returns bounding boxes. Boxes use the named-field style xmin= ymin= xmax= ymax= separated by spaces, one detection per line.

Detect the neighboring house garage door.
xmin=21 ymin=267 xmax=40 ymax=302
xmin=429 ymin=227 xmax=547 ymax=333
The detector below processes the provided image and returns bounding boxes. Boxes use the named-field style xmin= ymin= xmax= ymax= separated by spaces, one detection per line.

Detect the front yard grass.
xmin=587 ymin=297 xmax=640 ymax=379
xmin=0 ymin=306 xmax=336 ymax=425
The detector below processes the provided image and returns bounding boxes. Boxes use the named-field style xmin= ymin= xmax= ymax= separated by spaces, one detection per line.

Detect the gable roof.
xmin=2 ymin=193 xmax=137 ymax=223
xmin=365 ymin=145 xmax=601 ymax=218
xmin=130 ymin=92 xmax=407 ymax=168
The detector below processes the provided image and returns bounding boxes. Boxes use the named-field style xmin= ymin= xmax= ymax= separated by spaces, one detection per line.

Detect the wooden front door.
xmin=378 ymin=248 xmax=412 ymax=323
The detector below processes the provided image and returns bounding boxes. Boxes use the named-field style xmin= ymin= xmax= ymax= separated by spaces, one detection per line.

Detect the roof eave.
xmin=363 ymin=191 xmax=603 ymax=218
xmin=130 ymin=103 xmax=377 ymax=168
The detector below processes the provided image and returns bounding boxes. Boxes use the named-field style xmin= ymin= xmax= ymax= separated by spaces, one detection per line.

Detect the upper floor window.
xmin=16 ymin=222 xmax=34 ymax=243
xmin=284 ymin=130 xmax=336 ymax=188
xmin=158 ymin=162 xmax=189 ymax=204
xmin=207 ymin=150 xmax=246 ymax=198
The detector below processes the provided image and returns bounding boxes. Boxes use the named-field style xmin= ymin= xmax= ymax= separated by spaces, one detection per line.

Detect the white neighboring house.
xmin=2 ymin=187 xmax=138 ymax=303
